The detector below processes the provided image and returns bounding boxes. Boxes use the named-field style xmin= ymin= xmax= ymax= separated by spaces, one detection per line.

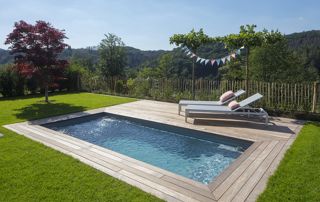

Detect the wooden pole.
xmin=312 ymin=82 xmax=319 ymax=113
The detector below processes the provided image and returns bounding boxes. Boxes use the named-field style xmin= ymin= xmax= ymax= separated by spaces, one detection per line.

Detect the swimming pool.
xmin=44 ymin=113 xmax=252 ymax=184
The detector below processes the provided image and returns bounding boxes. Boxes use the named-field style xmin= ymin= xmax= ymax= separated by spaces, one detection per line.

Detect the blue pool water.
xmin=45 ymin=113 xmax=250 ymax=184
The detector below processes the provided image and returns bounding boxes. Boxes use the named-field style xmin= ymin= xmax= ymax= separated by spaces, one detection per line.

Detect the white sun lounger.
xmin=178 ymin=89 xmax=245 ymax=114
xmin=185 ymin=93 xmax=269 ymax=125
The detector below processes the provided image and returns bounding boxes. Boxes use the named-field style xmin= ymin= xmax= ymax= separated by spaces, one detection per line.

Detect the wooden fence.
xmin=81 ymin=76 xmax=320 ymax=113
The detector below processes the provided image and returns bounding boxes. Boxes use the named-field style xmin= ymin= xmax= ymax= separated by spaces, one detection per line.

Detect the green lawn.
xmin=258 ymin=122 xmax=320 ymax=202
xmin=0 ymin=92 xmax=163 ymax=202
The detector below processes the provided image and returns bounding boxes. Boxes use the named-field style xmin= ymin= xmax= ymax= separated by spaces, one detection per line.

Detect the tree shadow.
xmin=14 ymin=101 xmax=86 ymax=122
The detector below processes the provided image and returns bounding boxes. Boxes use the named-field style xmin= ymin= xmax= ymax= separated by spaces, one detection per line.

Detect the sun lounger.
xmin=185 ymin=93 xmax=269 ymax=125
xmin=178 ymin=89 xmax=245 ymax=114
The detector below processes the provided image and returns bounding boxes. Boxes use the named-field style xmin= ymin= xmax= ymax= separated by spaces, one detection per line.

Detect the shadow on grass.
xmin=0 ymin=91 xmax=83 ymax=101
xmin=14 ymin=101 xmax=86 ymax=122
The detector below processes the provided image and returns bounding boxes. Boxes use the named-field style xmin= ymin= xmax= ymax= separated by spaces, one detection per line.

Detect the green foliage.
xmin=63 ymin=62 xmax=87 ymax=90
xmin=114 ymin=80 xmax=125 ymax=94
xmin=258 ymin=123 xmax=320 ymax=202
xmin=218 ymin=24 xmax=284 ymax=50
xmin=219 ymin=59 xmax=246 ymax=80
xmin=98 ymin=33 xmax=126 ymax=77
xmin=250 ymin=40 xmax=318 ymax=82
xmin=170 ymin=28 xmax=212 ymax=52
xmin=0 ymin=64 xmax=24 ymax=97
xmin=157 ymin=53 xmax=174 ymax=78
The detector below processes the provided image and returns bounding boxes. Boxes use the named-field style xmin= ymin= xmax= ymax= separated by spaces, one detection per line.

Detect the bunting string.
xmin=180 ymin=45 xmax=245 ymax=67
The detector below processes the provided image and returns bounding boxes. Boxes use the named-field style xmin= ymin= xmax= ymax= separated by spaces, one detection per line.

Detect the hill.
xmin=1 ymin=30 xmax=320 ymax=72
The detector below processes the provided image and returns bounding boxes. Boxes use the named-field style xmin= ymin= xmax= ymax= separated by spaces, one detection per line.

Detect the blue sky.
xmin=0 ymin=0 xmax=319 ymax=50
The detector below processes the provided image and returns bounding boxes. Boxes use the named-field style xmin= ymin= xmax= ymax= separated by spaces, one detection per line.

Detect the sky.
xmin=0 ymin=0 xmax=319 ymax=50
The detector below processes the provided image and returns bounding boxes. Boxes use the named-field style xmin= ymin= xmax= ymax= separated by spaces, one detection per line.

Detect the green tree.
xmin=216 ymin=25 xmax=284 ymax=94
xmin=98 ymin=33 xmax=126 ymax=77
xmin=157 ymin=53 xmax=174 ymax=79
xmin=250 ymin=40 xmax=318 ymax=82
xmin=170 ymin=29 xmax=211 ymax=99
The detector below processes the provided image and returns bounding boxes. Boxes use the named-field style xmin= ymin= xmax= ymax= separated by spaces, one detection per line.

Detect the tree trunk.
xmin=45 ymin=84 xmax=49 ymax=103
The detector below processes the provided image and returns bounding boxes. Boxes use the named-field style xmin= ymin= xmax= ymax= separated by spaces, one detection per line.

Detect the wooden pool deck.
xmin=4 ymin=100 xmax=303 ymax=202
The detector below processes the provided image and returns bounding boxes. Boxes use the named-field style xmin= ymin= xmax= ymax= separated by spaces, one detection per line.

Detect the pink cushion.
xmin=228 ymin=101 xmax=240 ymax=110
xmin=219 ymin=90 xmax=235 ymax=102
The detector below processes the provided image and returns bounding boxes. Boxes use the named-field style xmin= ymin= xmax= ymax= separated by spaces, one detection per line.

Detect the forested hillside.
xmin=1 ymin=30 xmax=320 ymax=82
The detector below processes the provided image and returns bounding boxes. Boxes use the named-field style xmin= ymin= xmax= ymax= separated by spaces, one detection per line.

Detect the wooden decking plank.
xmin=212 ymin=141 xmax=270 ymax=198
xmin=119 ymin=170 xmax=207 ymax=202
xmin=160 ymin=175 xmax=213 ymax=199
xmin=18 ymin=125 xmax=81 ymax=150
xmin=218 ymin=141 xmax=278 ymax=201
xmin=90 ymin=145 xmax=209 ymax=190
xmin=16 ymin=125 xmax=122 ymax=172
xmin=31 ymin=125 xmax=93 ymax=147
xmin=245 ymin=139 xmax=295 ymax=202
xmin=231 ymin=141 xmax=286 ymax=202
xmin=82 ymin=148 xmax=215 ymax=201
xmin=208 ymin=141 xmax=262 ymax=191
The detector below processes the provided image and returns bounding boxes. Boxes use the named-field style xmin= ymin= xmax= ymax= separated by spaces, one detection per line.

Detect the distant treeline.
xmin=1 ymin=30 xmax=320 ymax=82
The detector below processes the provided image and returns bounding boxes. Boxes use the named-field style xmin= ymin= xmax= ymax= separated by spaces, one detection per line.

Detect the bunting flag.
xmin=180 ymin=44 xmax=244 ymax=68
xmin=216 ymin=58 xmax=221 ymax=66
xmin=221 ymin=57 xmax=226 ymax=64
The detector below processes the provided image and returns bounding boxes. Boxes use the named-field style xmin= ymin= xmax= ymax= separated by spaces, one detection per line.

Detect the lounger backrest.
xmin=239 ymin=93 xmax=263 ymax=107
xmin=221 ymin=89 xmax=246 ymax=104
xmin=234 ymin=89 xmax=245 ymax=97
xmin=230 ymin=93 xmax=263 ymax=111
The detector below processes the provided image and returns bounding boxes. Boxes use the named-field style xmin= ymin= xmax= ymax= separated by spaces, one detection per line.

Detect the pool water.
xmin=45 ymin=113 xmax=251 ymax=184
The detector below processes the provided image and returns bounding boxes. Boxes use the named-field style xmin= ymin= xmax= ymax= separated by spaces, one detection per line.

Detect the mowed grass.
xmin=258 ymin=122 xmax=320 ymax=202
xmin=0 ymin=92 xmax=163 ymax=202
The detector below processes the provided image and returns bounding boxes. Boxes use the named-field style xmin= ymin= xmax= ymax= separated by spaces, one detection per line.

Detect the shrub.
xmin=0 ymin=65 xmax=24 ymax=97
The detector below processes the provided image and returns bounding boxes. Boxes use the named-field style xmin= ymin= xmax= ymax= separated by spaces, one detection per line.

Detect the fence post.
xmin=312 ymin=82 xmax=319 ymax=113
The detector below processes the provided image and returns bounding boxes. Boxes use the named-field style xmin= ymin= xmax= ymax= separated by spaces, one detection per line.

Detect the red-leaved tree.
xmin=5 ymin=20 xmax=69 ymax=102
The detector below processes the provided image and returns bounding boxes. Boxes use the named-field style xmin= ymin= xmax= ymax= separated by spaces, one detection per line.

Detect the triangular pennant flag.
xmin=200 ymin=58 xmax=206 ymax=64
xmin=211 ymin=59 xmax=216 ymax=66
xmin=221 ymin=57 xmax=226 ymax=64
xmin=226 ymin=55 xmax=231 ymax=62
xmin=216 ymin=58 xmax=221 ymax=66
xmin=184 ymin=49 xmax=190 ymax=53
xmin=231 ymin=53 xmax=236 ymax=58
xmin=205 ymin=59 xmax=210 ymax=65
xmin=186 ymin=51 xmax=192 ymax=56
xmin=236 ymin=49 xmax=241 ymax=55
xmin=180 ymin=46 xmax=187 ymax=50
xmin=190 ymin=53 xmax=196 ymax=58
xmin=196 ymin=57 xmax=201 ymax=63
